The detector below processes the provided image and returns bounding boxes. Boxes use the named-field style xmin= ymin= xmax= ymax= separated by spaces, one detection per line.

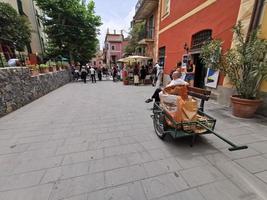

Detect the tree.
xmin=0 ymin=2 xmax=31 ymax=51
xmin=125 ymin=21 xmax=146 ymax=55
xmin=34 ymin=0 xmax=101 ymax=63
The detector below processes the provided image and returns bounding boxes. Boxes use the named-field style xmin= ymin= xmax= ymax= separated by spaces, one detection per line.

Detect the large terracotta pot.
xmin=231 ymin=95 xmax=262 ymax=118
xmin=31 ymin=70 xmax=39 ymax=76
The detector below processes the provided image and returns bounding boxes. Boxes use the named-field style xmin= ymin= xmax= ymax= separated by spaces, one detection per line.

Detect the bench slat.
xmin=188 ymin=86 xmax=211 ymax=96
xmin=188 ymin=91 xmax=210 ymax=101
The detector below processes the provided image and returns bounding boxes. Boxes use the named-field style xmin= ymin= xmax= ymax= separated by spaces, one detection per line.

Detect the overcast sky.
xmin=94 ymin=0 xmax=136 ymax=48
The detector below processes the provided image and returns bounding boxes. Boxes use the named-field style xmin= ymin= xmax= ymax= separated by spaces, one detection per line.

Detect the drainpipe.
xmin=31 ymin=0 xmax=44 ymax=57
xmin=247 ymin=0 xmax=265 ymax=39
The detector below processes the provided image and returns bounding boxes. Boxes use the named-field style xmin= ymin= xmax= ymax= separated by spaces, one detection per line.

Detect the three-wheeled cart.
xmin=151 ymin=87 xmax=248 ymax=151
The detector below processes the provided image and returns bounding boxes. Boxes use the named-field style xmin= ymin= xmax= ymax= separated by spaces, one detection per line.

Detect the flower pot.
xmin=48 ymin=66 xmax=53 ymax=72
xmin=123 ymin=80 xmax=129 ymax=85
xmin=231 ymin=95 xmax=262 ymax=118
xmin=31 ymin=70 xmax=39 ymax=76
xmin=40 ymin=68 xmax=49 ymax=73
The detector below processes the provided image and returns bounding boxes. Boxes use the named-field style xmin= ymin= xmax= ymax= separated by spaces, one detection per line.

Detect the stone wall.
xmin=0 ymin=67 xmax=71 ymax=116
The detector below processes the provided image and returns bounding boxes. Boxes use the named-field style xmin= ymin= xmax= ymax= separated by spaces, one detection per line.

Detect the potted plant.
xmin=48 ymin=65 xmax=53 ymax=72
xmin=28 ymin=65 xmax=39 ymax=76
xmin=200 ymin=22 xmax=267 ymax=118
xmin=39 ymin=64 xmax=49 ymax=73
xmin=123 ymin=77 xmax=130 ymax=85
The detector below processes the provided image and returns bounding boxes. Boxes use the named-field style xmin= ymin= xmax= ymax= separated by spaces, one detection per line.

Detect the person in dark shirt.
xmin=140 ymin=66 xmax=147 ymax=85
xmin=185 ymin=60 xmax=195 ymax=86
xmin=80 ymin=66 xmax=87 ymax=83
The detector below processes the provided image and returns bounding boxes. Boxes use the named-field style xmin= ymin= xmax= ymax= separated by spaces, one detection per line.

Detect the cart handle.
xmin=197 ymin=121 xmax=248 ymax=151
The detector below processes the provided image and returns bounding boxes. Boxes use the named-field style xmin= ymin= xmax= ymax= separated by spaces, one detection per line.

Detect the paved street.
xmin=0 ymin=81 xmax=267 ymax=200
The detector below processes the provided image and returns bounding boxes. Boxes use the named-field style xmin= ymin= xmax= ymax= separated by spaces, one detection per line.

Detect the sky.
xmin=93 ymin=0 xmax=136 ymax=48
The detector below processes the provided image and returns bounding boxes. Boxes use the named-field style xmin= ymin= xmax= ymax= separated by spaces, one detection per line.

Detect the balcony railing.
xmin=134 ymin=0 xmax=158 ymax=20
xmin=147 ymin=27 xmax=154 ymax=39
xmin=139 ymin=27 xmax=155 ymax=40
xmin=135 ymin=0 xmax=144 ymax=13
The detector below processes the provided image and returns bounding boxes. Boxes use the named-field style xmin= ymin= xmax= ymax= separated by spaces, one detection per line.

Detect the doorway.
xmin=192 ymin=53 xmax=206 ymax=88
xmin=190 ymin=29 xmax=212 ymax=88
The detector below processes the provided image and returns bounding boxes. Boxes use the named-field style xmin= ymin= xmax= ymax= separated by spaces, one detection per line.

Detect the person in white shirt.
xmin=166 ymin=71 xmax=188 ymax=87
xmin=7 ymin=58 xmax=19 ymax=67
xmin=80 ymin=66 xmax=87 ymax=83
xmin=90 ymin=67 xmax=96 ymax=83
xmin=155 ymin=62 xmax=163 ymax=87
xmin=145 ymin=71 xmax=188 ymax=103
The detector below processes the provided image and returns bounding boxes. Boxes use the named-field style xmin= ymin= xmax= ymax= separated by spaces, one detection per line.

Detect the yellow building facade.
xmin=259 ymin=0 xmax=267 ymax=92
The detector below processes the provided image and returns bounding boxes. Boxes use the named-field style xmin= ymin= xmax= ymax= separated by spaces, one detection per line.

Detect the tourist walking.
xmin=113 ymin=66 xmax=118 ymax=82
xmin=97 ymin=67 xmax=102 ymax=81
xmin=90 ymin=67 xmax=96 ymax=83
xmin=155 ymin=62 xmax=163 ymax=88
xmin=140 ymin=66 xmax=147 ymax=85
xmin=151 ymin=64 xmax=157 ymax=86
xmin=133 ymin=65 xmax=140 ymax=86
xmin=185 ymin=60 xmax=195 ymax=86
xmin=80 ymin=66 xmax=87 ymax=83
xmin=74 ymin=67 xmax=80 ymax=81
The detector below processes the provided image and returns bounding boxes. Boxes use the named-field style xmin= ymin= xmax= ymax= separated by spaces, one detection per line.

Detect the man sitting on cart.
xmin=145 ymin=71 xmax=188 ymax=105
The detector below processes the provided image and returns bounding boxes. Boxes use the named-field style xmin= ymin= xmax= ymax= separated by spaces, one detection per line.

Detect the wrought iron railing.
xmin=147 ymin=27 xmax=154 ymax=39
xmin=139 ymin=27 xmax=155 ymax=40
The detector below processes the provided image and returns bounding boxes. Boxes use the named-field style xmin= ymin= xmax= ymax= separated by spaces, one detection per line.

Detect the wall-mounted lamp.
xmin=184 ymin=43 xmax=189 ymax=54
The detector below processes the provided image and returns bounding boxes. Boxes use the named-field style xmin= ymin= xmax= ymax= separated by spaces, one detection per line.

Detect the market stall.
xmin=118 ymin=55 xmax=152 ymax=85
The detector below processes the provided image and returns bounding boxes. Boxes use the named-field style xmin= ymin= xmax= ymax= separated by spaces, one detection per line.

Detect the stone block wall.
xmin=0 ymin=67 xmax=71 ymax=116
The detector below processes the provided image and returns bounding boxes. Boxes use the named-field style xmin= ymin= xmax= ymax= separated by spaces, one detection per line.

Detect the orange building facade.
xmin=158 ymin=0 xmax=241 ymax=89
xmin=133 ymin=0 xmax=267 ymax=114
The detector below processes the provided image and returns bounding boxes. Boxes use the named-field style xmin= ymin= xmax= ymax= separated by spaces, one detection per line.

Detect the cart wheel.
xmin=153 ymin=113 xmax=166 ymax=140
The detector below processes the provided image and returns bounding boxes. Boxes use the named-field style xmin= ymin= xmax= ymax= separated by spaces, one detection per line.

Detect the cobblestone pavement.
xmin=0 ymin=81 xmax=267 ymax=200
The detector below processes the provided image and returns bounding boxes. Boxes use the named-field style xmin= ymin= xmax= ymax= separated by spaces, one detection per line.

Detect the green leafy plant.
xmin=34 ymin=0 xmax=102 ymax=62
xmin=39 ymin=64 xmax=48 ymax=68
xmin=125 ymin=21 xmax=146 ymax=55
xmin=200 ymin=22 xmax=267 ymax=99
xmin=46 ymin=61 xmax=56 ymax=66
xmin=0 ymin=2 xmax=31 ymax=51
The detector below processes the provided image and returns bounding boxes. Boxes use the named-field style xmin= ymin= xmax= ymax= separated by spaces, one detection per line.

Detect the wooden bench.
xmin=187 ymin=86 xmax=211 ymax=112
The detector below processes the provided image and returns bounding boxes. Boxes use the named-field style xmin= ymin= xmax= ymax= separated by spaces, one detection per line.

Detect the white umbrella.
xmin=118 ymin=55 xmax=152 ymax=63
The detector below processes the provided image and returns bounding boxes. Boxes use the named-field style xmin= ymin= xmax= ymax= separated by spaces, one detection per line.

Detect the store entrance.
xmin=192 ymin=53 xmax=206 ymax=88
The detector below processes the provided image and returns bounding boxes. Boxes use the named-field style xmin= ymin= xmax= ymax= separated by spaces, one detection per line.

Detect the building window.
xmin=17 ymin=0 xmax=24 ymax=16
xmin=158 ymin=47 xmax=166 ymax=68
xmin=94 ymin=61 xmax=96 ymax=65
xmin=191 ymin=29 xmax=212 ymax=50
xmin=161 ymin=0 xmax=170 ymax=18
xmin=111 ymin=46 xmax=115 ymax=50
xmin=99 ymin=61 xmax=101 ymax=64
xmin=111 ymin=55 xmax=116 ymax=63
xmin=147 ymin=15 xmax=154 ymax=39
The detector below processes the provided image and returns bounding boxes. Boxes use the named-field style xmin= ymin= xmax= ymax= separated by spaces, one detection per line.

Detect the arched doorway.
xmin=190 ymin=29 xmax=212 ymax=88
